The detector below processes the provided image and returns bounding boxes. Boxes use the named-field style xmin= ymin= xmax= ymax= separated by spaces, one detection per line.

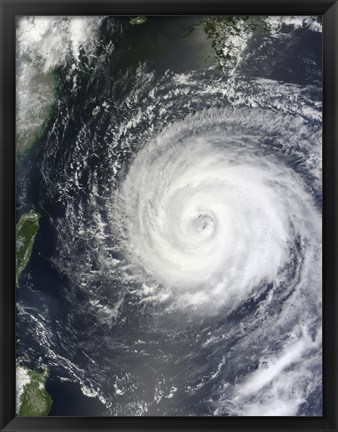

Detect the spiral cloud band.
xmin=114 ymin=108 xmax=321 ymax=312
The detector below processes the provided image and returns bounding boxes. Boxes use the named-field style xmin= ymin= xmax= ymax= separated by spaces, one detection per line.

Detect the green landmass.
xmin=16 ymin=69 xmax=58 ymax=160
xmin=130 ymin=16 xmax=147 ymax=25
xmin=16 ymin=210 xmax=41 ymax=285
xmin=18 ymin=368 xmax=53 ymax=416
xmin=185 ymin=16 xmax=268 ymax=71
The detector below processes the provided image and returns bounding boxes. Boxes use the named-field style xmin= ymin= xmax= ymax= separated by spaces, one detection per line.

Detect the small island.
xmin=130 ymin=16 xmax=147 ymax=26
xmin=16 ymin=210 xmax=41 ymax=285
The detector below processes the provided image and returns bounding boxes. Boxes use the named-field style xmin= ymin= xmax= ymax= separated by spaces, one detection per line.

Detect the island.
xmin=16 ymin=365 xmax=53 ymax=416
xmin=130 ymin=16 xmax=147 ymax=26
xmin=16 ymin=210 xmax=41 ymax=286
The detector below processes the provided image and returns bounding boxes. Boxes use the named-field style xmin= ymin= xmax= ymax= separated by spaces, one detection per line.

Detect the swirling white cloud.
xmin=113 ymin=108 xmax=321 ymax=314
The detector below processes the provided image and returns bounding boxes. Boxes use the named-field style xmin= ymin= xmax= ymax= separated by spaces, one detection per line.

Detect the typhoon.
xmin=114 ymin=108 xmax=321 ymax=313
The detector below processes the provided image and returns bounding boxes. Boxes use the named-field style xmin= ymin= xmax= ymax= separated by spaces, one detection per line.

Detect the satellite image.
xmin=16 ymin=15 xmax=322 ymax=416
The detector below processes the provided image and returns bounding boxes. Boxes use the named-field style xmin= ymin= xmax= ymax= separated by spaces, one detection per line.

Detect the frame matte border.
xmin=1 ymin=0 xmax=337 ymax=431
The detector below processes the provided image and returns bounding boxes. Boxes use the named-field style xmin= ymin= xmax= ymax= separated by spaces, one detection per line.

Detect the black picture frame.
xmin=1 ymin=0 xmax=337 ymax=431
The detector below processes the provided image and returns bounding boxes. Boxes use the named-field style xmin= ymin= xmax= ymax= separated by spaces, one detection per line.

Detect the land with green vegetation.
xmin=185 ymin=16 xmax=268 ymax=71
xmin=130 ymin=16 xmax=147 ymax=25
xmin=16 ymin=70 xmax=57 ymax=159
xmin=16 ymin=210 xmax=41 ymax=285
xmin=17 ymin=367 xmax=53 ymax=416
